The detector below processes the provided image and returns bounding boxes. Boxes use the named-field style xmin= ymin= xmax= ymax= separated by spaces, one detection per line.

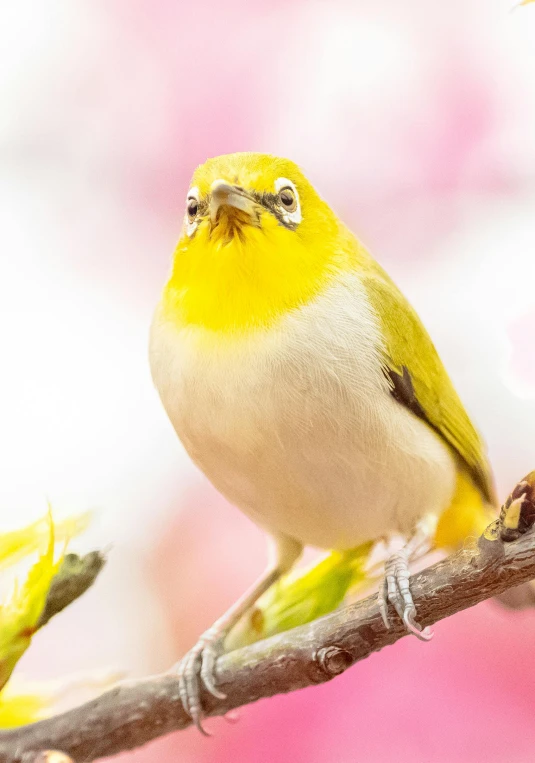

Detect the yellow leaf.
xmin=0 ymin=684 xmax=50 ymax=727
xmin=0 ymin=670 xmax=124 ymax=728
xmin=0 ymin=513 xmax=61 ymax=692
xmin=0 ymin=509 xmax=91 ymax=571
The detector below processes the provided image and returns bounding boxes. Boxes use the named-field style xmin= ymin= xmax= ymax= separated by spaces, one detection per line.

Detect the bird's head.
xmin=163 ymin=153 xmax=355 ymax=335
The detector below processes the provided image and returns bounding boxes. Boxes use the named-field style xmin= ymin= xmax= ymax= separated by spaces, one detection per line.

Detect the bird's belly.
xmin=181 ymin=411 xmax=454 ymax=550
xmin=150 ymin=277 xmax=457 ymax=550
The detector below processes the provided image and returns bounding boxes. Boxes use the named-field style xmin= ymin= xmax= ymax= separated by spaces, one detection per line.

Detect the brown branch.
xmin=1 ymin=504 xmax=535 ymax=763
xmin=38 ymin=552 xmax=106 ymax=630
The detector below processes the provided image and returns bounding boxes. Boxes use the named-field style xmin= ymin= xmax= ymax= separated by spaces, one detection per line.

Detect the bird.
xmin=149 ymin=152 xmax=497 ymax=732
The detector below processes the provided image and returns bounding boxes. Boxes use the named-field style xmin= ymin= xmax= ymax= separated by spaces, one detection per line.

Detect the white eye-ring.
xmin=185 ymin=186 xmax=200 ymax=236
xmin=275 ymin=177 xmax=302 ymax=225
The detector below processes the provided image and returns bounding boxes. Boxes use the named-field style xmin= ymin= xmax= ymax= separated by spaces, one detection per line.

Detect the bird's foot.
xmin=173 ymin=627 xmax=227 ymax=735
xmin=378 ymin=549 xmax=433 ymax=642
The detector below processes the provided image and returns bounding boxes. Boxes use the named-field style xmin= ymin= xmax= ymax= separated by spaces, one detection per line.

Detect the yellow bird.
xmin=149 ymin=153 xmax=497 ymax=731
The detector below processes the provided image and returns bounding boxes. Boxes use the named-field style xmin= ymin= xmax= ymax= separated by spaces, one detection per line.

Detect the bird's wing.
xmin=361 ymin=266 xmax=496 ymax=506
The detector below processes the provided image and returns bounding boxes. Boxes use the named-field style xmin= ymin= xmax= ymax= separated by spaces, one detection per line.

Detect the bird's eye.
xmin=187 ymin=198 xmax=199 ymax=221
xmin=278 ymin=187 xmax=297 ymax=213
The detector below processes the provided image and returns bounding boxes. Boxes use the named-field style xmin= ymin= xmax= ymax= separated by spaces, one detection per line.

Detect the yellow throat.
xmin=161 ymin=152 xmax=365 ymax=334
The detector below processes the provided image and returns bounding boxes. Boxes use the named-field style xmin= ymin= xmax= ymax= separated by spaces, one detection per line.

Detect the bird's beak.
xmin=209 ymin=180 xmax=257 ymax=223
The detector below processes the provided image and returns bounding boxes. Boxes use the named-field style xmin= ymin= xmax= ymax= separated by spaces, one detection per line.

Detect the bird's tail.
xmin=434 ymin=469 xmax=495 ymax=551
xmin=436 ymin=469 xmax=535 ymax=610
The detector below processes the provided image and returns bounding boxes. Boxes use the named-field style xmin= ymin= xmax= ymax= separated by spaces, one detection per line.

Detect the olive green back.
xmin=361 ymin=261 xmax=496 ymax=507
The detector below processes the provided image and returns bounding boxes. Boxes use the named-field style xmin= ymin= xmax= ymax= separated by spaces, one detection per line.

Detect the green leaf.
xmin=226 ymin=542 xmax=373 ymax=649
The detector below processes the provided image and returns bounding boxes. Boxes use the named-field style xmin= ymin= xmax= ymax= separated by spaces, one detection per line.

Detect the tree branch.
xmin=1 ymin=477 xmax=535 ymax=763
xmin=38 ymin=552 xmax=106 ymax=630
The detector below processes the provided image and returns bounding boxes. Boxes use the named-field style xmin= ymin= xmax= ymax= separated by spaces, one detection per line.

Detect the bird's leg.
xmin=175 ymin=535 xmax=302 ymax=734
xmin=177 ymin=566 xmax=282 ymax=733
xmin=377 ymin=516 xmax=436 ymax=642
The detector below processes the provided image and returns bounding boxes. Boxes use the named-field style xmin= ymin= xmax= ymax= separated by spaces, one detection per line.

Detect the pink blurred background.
xmin=2 ymin=0 xmax=535 ymax=760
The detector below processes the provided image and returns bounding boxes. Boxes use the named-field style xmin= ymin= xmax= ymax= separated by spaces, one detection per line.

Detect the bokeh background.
xmin=2 ymin=0 xmax=535 ymax=760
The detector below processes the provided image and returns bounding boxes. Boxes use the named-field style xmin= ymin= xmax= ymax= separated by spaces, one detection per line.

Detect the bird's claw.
xmin=174 ymin=630 xmax=226 ymax=735
xmin=378 ymin=550 xmax=433 ymax=642
xmin=403 ymin=604 xmax=433 ymax=641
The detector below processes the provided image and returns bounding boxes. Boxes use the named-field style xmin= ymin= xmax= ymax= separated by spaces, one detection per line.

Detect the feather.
xmin=362 ymin=266 xmax=497 ymax=507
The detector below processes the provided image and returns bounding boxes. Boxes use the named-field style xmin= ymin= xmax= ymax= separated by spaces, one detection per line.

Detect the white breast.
xmin=149 ymin=274 xmax=456 ymax=550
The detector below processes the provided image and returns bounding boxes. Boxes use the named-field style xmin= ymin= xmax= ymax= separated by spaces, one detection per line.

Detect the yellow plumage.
xmin=159 ymin=152 xmax=495 ymax=545
xmin=150 ymin=152 xmax=498 ymax=730
xmin=162 ymin=154 xmax=355 ymax=334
